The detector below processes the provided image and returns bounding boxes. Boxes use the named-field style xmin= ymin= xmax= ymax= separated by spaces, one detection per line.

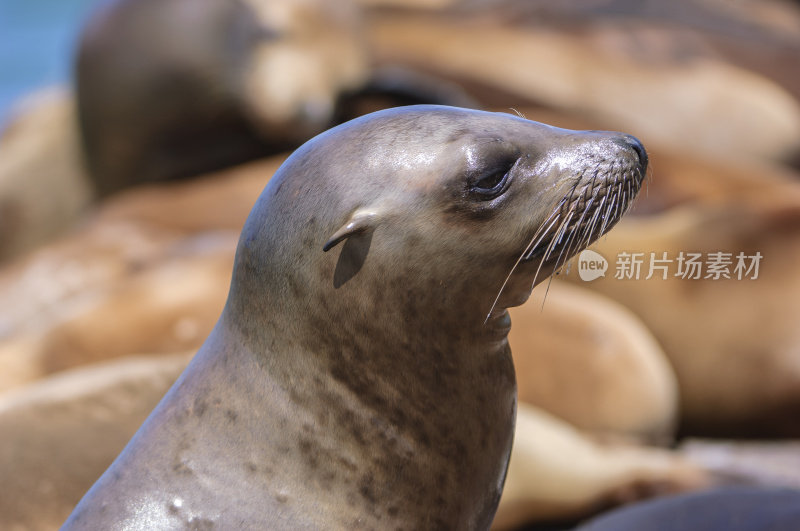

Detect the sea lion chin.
xmin=62 ymin=105 xmax=646 ymax=530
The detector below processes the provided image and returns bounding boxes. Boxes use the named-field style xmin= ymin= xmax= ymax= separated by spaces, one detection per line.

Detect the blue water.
xmin=0 ymin=0 xmax=101 ymax=122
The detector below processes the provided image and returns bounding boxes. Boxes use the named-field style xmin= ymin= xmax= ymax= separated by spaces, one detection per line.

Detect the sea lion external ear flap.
xmin=323 ymin=210 xmax=378 ymax=252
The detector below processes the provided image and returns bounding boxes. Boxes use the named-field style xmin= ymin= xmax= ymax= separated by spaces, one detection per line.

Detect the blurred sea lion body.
xmin=76 ymin=0 xmax=369 ymax=196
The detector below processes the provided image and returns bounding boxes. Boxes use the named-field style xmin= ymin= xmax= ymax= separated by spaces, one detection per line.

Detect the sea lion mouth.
xmin=522 ymin=161 xmax=645 ymax=267
xmin=485 ymin=155 xmax=645 ymax=323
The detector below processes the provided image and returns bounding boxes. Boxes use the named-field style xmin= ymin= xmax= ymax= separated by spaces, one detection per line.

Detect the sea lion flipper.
xmin=323 ymin=210 xmax=378 ymax=252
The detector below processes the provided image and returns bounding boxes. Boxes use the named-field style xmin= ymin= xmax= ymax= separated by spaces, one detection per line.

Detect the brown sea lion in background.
xmin=75 ymin=0 xmax=475 ymax=197
xmin=0 ymin=0 xmax=472 ymax=263
xmin=362 ymin=0 xmax=800 ymax=164
xmin=563 ymin=151 xmax=800 ymax=437
xmin=0 ymin=89 xmax=91 ymax=263
xmin=510 ymin=280 xmax=679 ymax=443
xmin=75 ymin=0 xmax=368 ymax=196
xmin=494 ymin=403 xmax=706 ymax=531
xmin=0 ymin=227 xmax=231 ymax=392
xmin=61 ymin=106 xmax=647 ymax=528
xmin=0 ymin=155 xmax=284 ymax=393
xmin=0 ymin=353 xmax=193 ymax=531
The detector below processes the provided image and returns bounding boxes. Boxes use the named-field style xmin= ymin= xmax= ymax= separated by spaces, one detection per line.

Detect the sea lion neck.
xmin=220 ymin=265 xmax=515 ymax=400
xmin=207 ymin=210 xmax=518 ymax=528
xmin=220 ymin=236 xmax=516 ymax=428
xmin=196 ymin=278 xmax=517 ymax=529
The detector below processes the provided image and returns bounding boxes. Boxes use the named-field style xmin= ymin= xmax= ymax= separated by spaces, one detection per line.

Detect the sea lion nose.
xmin=622 ymin=135 xmax=648 ymax=172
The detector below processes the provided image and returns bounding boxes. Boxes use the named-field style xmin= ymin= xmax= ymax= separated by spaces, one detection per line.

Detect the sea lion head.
xmin=228 ymin=105 xmax=646 ymax=347
xmin=217 ymin=105 xmax=645 ymax=528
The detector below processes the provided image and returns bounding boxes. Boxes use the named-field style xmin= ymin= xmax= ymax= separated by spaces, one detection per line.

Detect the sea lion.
xmin=76 ymin=0 xmax=369 ymax=196
xmin=363 ymin=0 xmax=800 ymax=163
xmin=0 ymin=88 xmax=91 ymax=263
xmin=0 ymin=156 xmax=283 ymax=393
xmin=510 ymin=280 xmax=678 ymax=442
xmin=0 ymin=353 xmax=193 ymax=531
xmin=62 ymin=105 xmax=647 ymax=529
xmin=493 ymin=403 xmax=706 ymax=531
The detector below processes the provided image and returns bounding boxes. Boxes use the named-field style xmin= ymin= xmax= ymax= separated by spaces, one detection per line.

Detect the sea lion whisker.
xmin=625 ymin=175 xmax=636 ymax=213
xmin=625 ymin=177 xmax=633 ymax=213
xmin=559 ymin=212 xmax=588 ymax=270
xmin=591 ymin=194 xmax=608 ymax=239
xmin=582 ymin=208 xmax=598 ymax=248
xmin=544 ymin=213 xmax=572 ymax=263
xmin=531 ymin=208 xmax=575 ymax=298
xmin=599 ymin=207 xmax=611 ymax=238
xmin=528 ymin=254 xmax=549 ymax=303
xmin=621 ymin=188 xmax=628 ymax=215
xmin=599 ymin=190 xmax=617 ymax=237
xmin=568 ymin=170 xmax=587 ymax=197
xmin=545 ymin=214 xmax=574 ymax=271
xmin=580 ymin=196 xmax=595 ymax=219
xmin=606 ymin=193 xmax=616 ymax=226
xmin=540 ymin=274 xmax=557 ymax=310
xmin=520 ymin=202 xmax=573 ymax=314
xmin=484 ymin=205 xmax=564 ymax=323
xmin=645 ymin=164 xmax=654 ymax=197
xmin=553 ymin=210 xmax=575 ymax=248
xmin=580 ymin=196 xmax=606 ymax=248
xmin=611 ymin=185 xmax=620 ymax=217
xmin=554 ymin=209 xmax=582 ymax=267
xmin=607 ymin=203 xmax=616 ymax=230
xmin=576 ymin=216 xmax=592 ymax=252
xmin=521 ymin=200 xmax=567 ymax=261
xmin=612 ymin=182 xmax=622 ymax=222
xmin=582 ymin=204 xmax=603 ymax=248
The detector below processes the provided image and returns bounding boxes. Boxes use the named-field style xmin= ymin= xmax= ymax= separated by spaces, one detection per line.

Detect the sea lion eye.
xmin=470 ymin=162 xmax=516 ymax=200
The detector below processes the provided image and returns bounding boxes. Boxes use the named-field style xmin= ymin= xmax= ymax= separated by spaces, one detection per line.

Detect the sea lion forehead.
xmin=332 ymin=105 xmax=556 ymax=145
xmin=313 ymin=106 xmax=562 ymax=176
